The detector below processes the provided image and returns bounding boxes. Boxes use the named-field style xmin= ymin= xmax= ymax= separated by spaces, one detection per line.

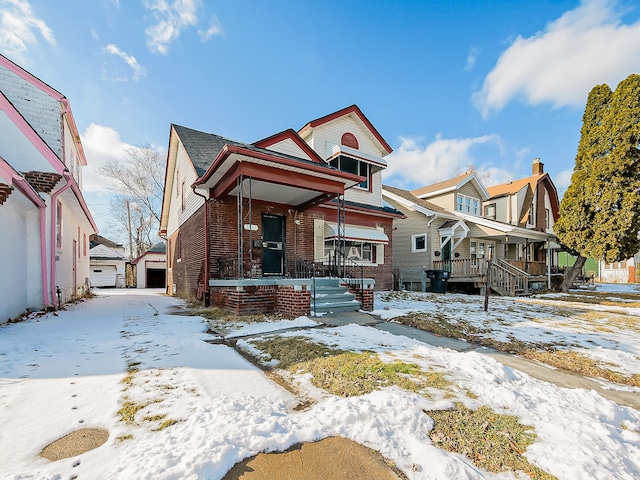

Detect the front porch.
xmin=208 ymin=275 xmax=375 ymax=317
xmin=426 ymin=257 xmax=555 ymax=296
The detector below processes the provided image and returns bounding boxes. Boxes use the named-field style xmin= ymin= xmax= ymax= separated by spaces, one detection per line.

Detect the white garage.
xmin=90 ymin=265 xmax=117 ymax=287
xmin=89 ymin=244 xmax=127 ymax=288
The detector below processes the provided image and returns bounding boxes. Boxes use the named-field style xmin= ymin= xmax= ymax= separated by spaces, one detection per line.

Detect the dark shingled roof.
xmin=172 ymin=124 xmax=338 ymax=177
xmin=148 ymin=242 xmax=166 ymax=253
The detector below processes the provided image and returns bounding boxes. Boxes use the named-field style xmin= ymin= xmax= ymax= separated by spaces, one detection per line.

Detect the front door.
xmin=441 ymin=237 xmax=452 ymax=272
xmin=262 ymin=214 xmax=285 ymax=276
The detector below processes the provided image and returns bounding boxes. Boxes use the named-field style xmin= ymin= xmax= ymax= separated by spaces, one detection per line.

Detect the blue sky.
xmin=2 ymin=0 xmax=640 ymax=235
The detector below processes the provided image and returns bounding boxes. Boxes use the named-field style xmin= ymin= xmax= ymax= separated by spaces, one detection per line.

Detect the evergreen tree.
xmin=555 ymin=74 xmax=640 ymax=290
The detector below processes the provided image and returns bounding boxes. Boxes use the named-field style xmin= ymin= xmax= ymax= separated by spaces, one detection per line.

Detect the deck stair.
xmin=490 ymin=260 xmax=528 ymax=296
xmin=311 ymin=277 xmax=361 ymax=314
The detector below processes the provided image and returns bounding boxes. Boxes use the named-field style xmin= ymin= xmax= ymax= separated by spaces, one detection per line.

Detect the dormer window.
xmin=329 ymin=155 xmax=370 ymax=190
xmin=341 ymin=132 xmax=359 ymax=149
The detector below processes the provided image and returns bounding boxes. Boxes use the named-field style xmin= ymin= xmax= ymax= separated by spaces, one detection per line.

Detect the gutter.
xmin=50 ymin=171 xmax=73 ymax=308
xmin=192 ymin=185 xmax=210 ymax=306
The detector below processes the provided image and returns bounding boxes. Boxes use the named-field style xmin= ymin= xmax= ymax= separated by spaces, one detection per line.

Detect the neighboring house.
xmin=599 ymin=255 xmax=639 ymax=283
xmin=160 ymin=105 xmax=402 ymax=315
xmin=89 ymin=243 xmax=127 ymax=288
xmin=90 ymin=234 xmax=127 ymax=257
xmin=0 ymin=54 xmax=97 ymax=322
xmin=484 ymin=158 xmax=560 ymax=272
xmin=131 ymin=242 xmax=166 ymax=288
xmin=382 ymin=160 xmax=559 ymax=296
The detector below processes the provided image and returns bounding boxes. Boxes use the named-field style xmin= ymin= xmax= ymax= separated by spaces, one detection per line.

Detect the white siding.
xmin=0 ymin=64 xmax=62 ymax=157
xmin=307 ymin=116 xmax=384 ymax=160
xmin=264 ymin=138 xmax=314 ymax=160
xmin=0 ymin=112 xmax=52 ymax=172
xmin=0 ymin=189 xmax=42 ymax=322
xmin=166 ymin=140 xmax=204 ymax=238
xmin=136 ymin=253 xmax=166 ymax=288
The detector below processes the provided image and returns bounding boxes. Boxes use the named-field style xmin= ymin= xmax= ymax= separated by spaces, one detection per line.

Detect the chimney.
xmin=532 ymin=157 xmax=544 ymax=175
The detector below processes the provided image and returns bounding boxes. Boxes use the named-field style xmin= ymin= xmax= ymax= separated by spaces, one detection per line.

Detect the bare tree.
xmin=98 ymin=145 xmax=164 ymax=258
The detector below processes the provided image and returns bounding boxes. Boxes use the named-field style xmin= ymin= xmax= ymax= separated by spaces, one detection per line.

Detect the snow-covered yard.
xmin=0 ymin=287 xmax=639 ymax=479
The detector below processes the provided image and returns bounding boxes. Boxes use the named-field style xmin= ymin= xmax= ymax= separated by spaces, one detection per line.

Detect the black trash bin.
xmin=426 ymin=269 xmax=450 ymax=293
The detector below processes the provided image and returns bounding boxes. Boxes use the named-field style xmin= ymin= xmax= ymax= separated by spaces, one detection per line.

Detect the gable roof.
xmin=0 ymin=53 xmax=87 ymax=167
xmin=173 ymin=124 xmax=334 ymax=177
xmin=298 ymin=104 xmax=393 ymax=155
xmin=411 ymin=171 xmax=489 ymax=200
xmin=89 ymin=244 xmax=127 ymax=261
xmin=382 ymin=185 xmax=451 ymax=216
xmin=253 ymin=129 xmax=325 ymax=164
xmin=487 ymin=172 xmax=560 ymax=223
xmin=486 ymin=174 xmax=545 ymax=199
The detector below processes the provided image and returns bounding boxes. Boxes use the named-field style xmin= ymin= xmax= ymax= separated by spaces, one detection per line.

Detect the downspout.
xmin=50 ymin=171 xmax=73 ymax=309
xmin=192 ymin=186 xmax=210 ymax=306
xmin=14 ymin=178 xmax=51 ymax=308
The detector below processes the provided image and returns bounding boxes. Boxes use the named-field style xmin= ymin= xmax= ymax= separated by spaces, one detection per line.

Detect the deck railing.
xmin=433 ymin=258 xmax=489 ymax=277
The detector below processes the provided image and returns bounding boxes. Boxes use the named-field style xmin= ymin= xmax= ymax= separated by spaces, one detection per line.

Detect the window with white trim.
xmin=324 ymin=239 xmax=376 ymax=263
xmin=484 ymin=203 xmax=496 ymax=220
xmin=329 ymin=155 xmax=370 ymax=190
xmin=456 ymin=194 xmax=480 ymax=215
xmin=411 ymin=233 xmax=427 ymax=253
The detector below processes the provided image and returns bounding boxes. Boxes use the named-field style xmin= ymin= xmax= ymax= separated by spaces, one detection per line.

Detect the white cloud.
xmin=464 ymin=46 xmax=479 ymax=71
xmin=103 ymin=44 xmax=147 ymax=81
xmin=198 ymin=16 xmax=223 ymax=42
xmin=81 ymin=124 xmax=135 ymax=195
xmin=143 ymin=0 xmax=203 ymax=54
xmin=0 ymin=0 xmax=55 ymax=63
xmin=473 ymin=0 xmax=640 ymax=117
xmin=382 ymin=134 xmax=511 ymax=190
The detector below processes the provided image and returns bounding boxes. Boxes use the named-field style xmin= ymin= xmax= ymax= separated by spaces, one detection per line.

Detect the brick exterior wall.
xmin=275 ymin=285 xmax=311 ymax=316
xmin=208 ymin=198 xmax=315 ymax=278
xmin=0 ymin=183 xmax=12 ymax=205
xmin=22 ymin=171 xmax=62 ymax=193
xmin=170 ymin=205 xmax=206 ymax=299
xmin=346 ymin=284 xmax=375 ymax=311
xmin=210 ymin=285 xmax=277 ymax=315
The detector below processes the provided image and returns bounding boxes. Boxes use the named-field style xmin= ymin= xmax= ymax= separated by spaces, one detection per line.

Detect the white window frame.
xmin=456 ymin=194 xmax=480 ymax=215
xmin=411 ymin=233 xmax=427 ymax=253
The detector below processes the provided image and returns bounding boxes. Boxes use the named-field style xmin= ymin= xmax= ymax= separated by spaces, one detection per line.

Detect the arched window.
xmin=341 ymin=132 xmax=359 ymax=149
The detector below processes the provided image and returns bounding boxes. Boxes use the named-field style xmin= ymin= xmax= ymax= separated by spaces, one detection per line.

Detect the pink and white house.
xmin=0 ymin=53 xmax=97 ymax=323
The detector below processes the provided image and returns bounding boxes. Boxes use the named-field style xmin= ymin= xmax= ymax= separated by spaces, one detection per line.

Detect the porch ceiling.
xmin=195 ymin=150 xmax=363 ymax=209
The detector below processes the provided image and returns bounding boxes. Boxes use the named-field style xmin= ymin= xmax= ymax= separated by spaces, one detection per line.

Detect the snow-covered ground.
xmin=0 ymin=288 xmax=639 ymax=479
xmin=372 ymin=285 xmax=640 ymax=381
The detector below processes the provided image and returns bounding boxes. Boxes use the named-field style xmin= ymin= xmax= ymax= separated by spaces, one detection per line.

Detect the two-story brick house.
xmin=0 ymin=53 xmax=97 ymax=323
xmin=160 ymin=105 xmax=402 ymax=315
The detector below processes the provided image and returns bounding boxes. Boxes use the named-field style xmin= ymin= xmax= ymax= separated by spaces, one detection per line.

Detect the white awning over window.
xmin=324 ymin=222 xmax=389 ymax=244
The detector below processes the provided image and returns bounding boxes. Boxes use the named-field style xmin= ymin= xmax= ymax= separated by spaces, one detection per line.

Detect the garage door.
xmin=91 ymin=265 xmax=117 ymax=287
xmin=146 ymin=268 xmax=166 ymax=288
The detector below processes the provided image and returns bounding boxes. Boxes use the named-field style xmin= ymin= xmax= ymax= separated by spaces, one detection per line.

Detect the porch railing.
xmin=287 ymin=256 xmax=316 ymax=279
xmin=433 ymin=258 xmax=489 ymax=277
xmin=504 ymin=260 xmax=547 ymax=276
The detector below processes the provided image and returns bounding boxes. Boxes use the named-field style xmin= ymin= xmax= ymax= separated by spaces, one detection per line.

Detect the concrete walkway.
xmin=320 ymin=311 xmax=640 ymax=410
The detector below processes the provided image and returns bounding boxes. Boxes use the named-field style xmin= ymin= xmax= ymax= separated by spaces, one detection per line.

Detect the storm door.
xmin=441 ymin=237 xmax=452 ymax=272
xmin=262 ymin=214 xmax=285 ymax=276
